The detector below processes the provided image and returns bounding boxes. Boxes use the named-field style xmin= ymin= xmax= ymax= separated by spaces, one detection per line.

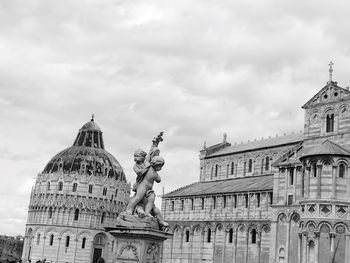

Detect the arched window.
xmin=47 ymin=182 xmax=50 ymax=191
xmin=233 ymin=195 xmax=237 ymax=208
xmin=223 ymin=196 xmax=227 ymax=208
xmin=289 ymin=168 xmax=294 ymax=185
xmin=265 ymin=157 xmax=270 ymax=171
xmin=58 ymin=182 xmax=63 ymax=191
xmin=49 ymin=234 xmax=54 ymax=246
xmin=207 ymin=228 xmax=211 ymax=243
xmin=213 ymin=197 xmax=216 ymax=209
xmin=81 ymin=237 xmax=86 ymax=249
xmin=231 ymin=162 xmax=234 ymax=175
xmin=326 ymin=114 xmax=335 ymax=133
xmin=36 ymin=234 xmax=40 ymax=245
xmin=248 ymin=159 xmax=253 ymax=172
xmin=245 ymin=194 xmax=249 ymax=208
xmin=257 ymin=194 xmax=260 ymax=207
xmin=74 ymin=209 xmax=79 ymax=221
xmin=185 ymin=230 xmax=190 ymax=242
xmin=228 ymin=228 xmax=233 ymax=243
xmin=215 ymin=164 xmax=219 ymax=177
xmin=339 ymin=163 xmax=346 ymax=178
xmin=72 ymin=183 xmax=77 ymax=192
xmin=65 ymin=236 xmax=70 ymax=247
xmin=312 ymin=163 xmax=317 ymax=177
xmin=103 ymin=187 xmax=107 ymax=196
xmin=48 ymin=207 xmax=53 ymax=219
xmin=251 ymin=229 xmax=257 ymax=244
xmin=101 ymin=212 xmax=105 ymax=224
xmin=201 ymin=198 xmax=205 ymax=210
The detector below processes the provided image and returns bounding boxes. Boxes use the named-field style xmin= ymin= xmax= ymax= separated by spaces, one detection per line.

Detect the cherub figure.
xmin=125 ymin=133 xmax=169 ymax=229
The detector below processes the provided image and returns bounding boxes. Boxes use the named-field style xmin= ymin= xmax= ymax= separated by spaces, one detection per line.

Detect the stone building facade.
xmin=21 ymin=118 xmax=130 ymax=263
xmin=162 ymin=79 xmax=350 ymax=263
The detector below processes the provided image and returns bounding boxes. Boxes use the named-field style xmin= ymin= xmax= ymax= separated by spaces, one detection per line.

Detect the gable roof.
xmin=302 ymin=81 xmax=350 ymax=109
xmin=205 ymin=132 xmax=303 ymax=158
xmin=300 ymin=140 xmax=350 ymax=159
xmin=163 ymin=175 xmax=273 ymax=198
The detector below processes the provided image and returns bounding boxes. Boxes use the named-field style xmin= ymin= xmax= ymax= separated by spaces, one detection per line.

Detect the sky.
xmin=1 ymin=0 xmax=350 ymax=236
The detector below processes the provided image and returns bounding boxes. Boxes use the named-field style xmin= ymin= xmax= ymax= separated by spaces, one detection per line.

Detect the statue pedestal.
xmin=107 ymin=227 xmax=173 ymax=263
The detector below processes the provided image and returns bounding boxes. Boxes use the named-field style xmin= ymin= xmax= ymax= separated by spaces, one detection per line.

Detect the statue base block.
xmin=107 ymin=227 xmax=173 ymax=263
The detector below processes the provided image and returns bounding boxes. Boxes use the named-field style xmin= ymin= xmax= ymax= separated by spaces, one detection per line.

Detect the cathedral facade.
xmin=21 ymin=118 xmax=130 ymax=263
xmin=161 ymin=78 xmax=350 ymax=263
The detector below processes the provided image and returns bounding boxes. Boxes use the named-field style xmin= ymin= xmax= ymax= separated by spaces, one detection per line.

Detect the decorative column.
xmin=315 ymin=231 xmax=320 ymax=263
xmin=294 ymin=167 xmax=297 ymax=201
xmin=245 ymin=229 xmax=249 ymax=263
xmin=297 ymin=233 xmax=302 ymax=263
xmin=330 ymin=232 xmax=336 ymax=254
xmin=41 ymin=236 xmax=46 ymax=259
xmin=233 ymin=228 xmax=238 ymax=263
xmin=285 ymin=168 xmax=289 ymax=204
xmin=345 ymin=234 xmax=350 ymax=262
xmin=331 ymin=166 xmax=337 ymax=199
xmin=56 ymin=237 xmax=62 ymax=263
xmin=317 ymin=165 xmax=322 ymax=199
xmin=286 ymin=220 xmax=291 ymax=263
xmin=257 ymin=231 xmax=262 ymax=263
xmin=301 ymin=167 xmax=305 ymax=198
xmin=306 ymin=167 xmax=310 ymax=198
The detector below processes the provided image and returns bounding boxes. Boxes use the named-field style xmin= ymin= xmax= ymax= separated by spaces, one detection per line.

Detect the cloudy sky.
xmin=1 ymin=0 xmax=350 ymax=236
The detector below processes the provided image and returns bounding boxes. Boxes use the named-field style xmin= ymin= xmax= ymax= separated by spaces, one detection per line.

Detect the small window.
xmin=74 ymin=209 xmax=79 ymax=221
xmin=248 ymin=159 xmax=253 ymax=172
xmin=213 ymin=196 xmax=216 ymax=209
xmin=269 ymin=192 xmax=273 ymax=205
xmin=228 ymin=228 xmax=233 ymax=243
xmin=313 ymin=165 xmax=317 ymax=177
xmin=88 ymin=185 xmax=93 ymax=193
xmin=223 ymin=196 xmax=227 ymax=208
xmin=111 ymin=240 xmax=114 ymax=252
xmin=72 ymin=183 xmax=77 ymax=192
xmin=47 ymin=182 xmax=50 ymax=191
xmin=82 ymin=237 xmax=86 ymax=249
xmin=245 ymin=194 xmax=248 ymax=208
xmin=339 ymin=163 xmax=346 ymax=178
xmin=115 ymin=189 xmax=118 ymax=197
xmin=37 ymin=234 xmax=40 ymax=245
xmin=231 ymin=162 xmax=234 ymax=175
xmin=265 ymin=157 xmax=270 ymax=171
xmin=287 ymin=195 xmax=293 ymax=205
xmin=191 ymin=199 xmax=194 ymax=210
xmin=201 ymin=198 xmax=205 ymax=210
xmin=171 ymin=201 xmax=174 ymax=211
xmin=181 ymin=200 xmax=184 ymax=211
xmin=215 ymin=164 xmax=219 ymax=177
xmin=233 ymin=195 xmax=237 ymax=208
xmin=207 ymin=229 xmax=211 ymax=243
xmin=65 ymin=236 xmax=70 ymax=248
xmin=257 ymin=194 xmax=260 ymax=208
xmin=326 ymin=114 xmax=334 ymax=133
xmin=48 ymin=207 xmax=53 ymax=219
xmin=185 ymin=230 xmax=190 ymax=242
xmin=58 ymin=182 xmax=63 ymax=191
xmin=289 ymin=168 xmax=294 ymax=185
xmin=103 ymin=187 xmax=107 ymax=196
xmin=49 ymin=235 xmax=54 ymax=246
xmin=251 ymin=229 xmax=257 ymax=244
xmin=101 ymin=212 xmax=105 ymax=224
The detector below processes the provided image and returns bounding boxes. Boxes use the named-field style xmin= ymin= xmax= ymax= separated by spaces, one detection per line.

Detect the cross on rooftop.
xmin=91 ymin=114 xmax=94 ymax=122
xmin=328 ymin=61 xmax=334 ymax=82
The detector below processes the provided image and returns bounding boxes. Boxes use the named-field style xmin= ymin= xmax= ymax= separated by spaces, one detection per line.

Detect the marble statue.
xmin=117 ymin=132 xmax=169 ymax=231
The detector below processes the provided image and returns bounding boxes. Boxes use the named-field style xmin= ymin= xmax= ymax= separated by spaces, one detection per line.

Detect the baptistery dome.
xmin=43 ymin=117 xmax=126 ymax=181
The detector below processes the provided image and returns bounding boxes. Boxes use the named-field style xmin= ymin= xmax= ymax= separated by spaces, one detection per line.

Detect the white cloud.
xmin=1 ymin=0 xmax=350 ymax=235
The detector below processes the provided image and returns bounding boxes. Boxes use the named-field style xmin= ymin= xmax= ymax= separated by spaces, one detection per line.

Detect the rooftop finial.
xmin=328 ymin=61 xmax=334 ymax=83
xmin=91 ymin=114 xmax=94 ymax=122
xmin=203 ymin=140 xmax=207 ymax=149
xmin=223 ymin=133 xmax=227 ymax=143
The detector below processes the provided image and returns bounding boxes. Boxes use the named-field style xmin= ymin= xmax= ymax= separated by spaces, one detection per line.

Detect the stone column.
xmin=331 ymin=166 xmax=337 ymax=199
xmin=294 ymin=167 xmax=297 ymax=200
xmin=306 ymin=167 xmax=310 ymax=198
xmin=286 ymin=220 xmax=290 ymax=263
xmin=245 ymin=230 xmax=249 ymax=263
xmin=315 ymin=231 xmax=320 ymax=263
xmin=56 ymin=237 xmax=62 ymax=263
xmin=330 ymin=233 xmax=335 ymax=254
xmin=317 ymin=165 xmax=322 ymax=199
xmin=41 ymin=236 xmax=46 ymax=259
xmin=285 ymin=168 xmax=289 ymax=204
xmin=301 ymin=232 xmax=307 ymax=263
xmin=257 ymin=231 xmax=262 ymax=263
xmin=233 ymin=228 xmax=238 ymax=263
xmin=301 ymin=168 xmax=305 ymax=198
xmin=345 ymin=234 xmax=350 ymax=263
xmin=297 ymin=233 xmax=302 ymax=263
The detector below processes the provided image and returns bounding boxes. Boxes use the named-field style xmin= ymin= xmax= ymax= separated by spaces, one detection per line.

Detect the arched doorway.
xmin=92 ymin=234 xmax=106 ymax=263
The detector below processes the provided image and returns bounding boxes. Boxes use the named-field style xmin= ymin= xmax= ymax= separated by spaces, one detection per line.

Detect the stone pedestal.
xmin=108 ymin=227 xmax=173 ymax=263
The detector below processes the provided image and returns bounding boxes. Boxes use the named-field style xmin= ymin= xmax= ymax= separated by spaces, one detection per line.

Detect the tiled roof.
xmin=163 ymin=175 xmax=273 ymax=198
xmin=206 ymin=132 xmax=303 ymax=158
xmin=301 ymin=140 xmax=350 ymax=158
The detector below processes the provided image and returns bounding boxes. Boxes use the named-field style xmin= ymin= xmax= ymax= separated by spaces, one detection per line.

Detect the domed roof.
xmin=43 ymin=117 xmax=126 ymax=181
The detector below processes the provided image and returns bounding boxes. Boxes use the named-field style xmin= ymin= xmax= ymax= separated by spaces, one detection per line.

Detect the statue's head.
xmin=134 ymin=149 xmax=147 ymax=163
xmin=150 ymin=156 xmax=165 ymax=171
